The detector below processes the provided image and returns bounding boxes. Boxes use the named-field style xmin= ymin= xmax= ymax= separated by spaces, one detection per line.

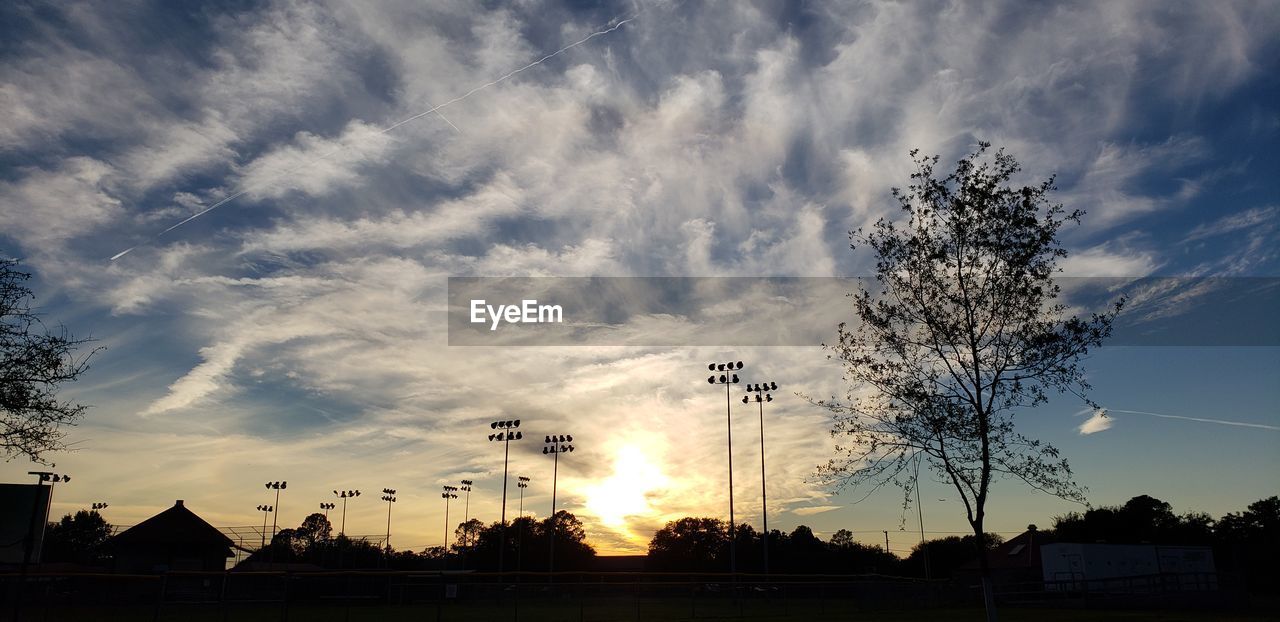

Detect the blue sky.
xmin=1 ymin=0 xmax=1277 ymax=554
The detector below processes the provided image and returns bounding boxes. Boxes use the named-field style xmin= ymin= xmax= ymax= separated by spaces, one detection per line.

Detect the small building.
xmin=111 ymin=500 xmax=233 ymax=573
xmin=1041 ymin=542 xmax=1216 ymax=591
xmin=959 ymin=527 xmax=1054 ymax=588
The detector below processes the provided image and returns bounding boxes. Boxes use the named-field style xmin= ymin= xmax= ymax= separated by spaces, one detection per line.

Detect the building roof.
xmin=961 ymin=528 xmax=1056 ymax=571
xmin=112 ymin=500 xmax=234 ymax=551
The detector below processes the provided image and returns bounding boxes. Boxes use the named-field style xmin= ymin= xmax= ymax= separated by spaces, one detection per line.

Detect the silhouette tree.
xmin=42 ymin=509 xmax=112 ymax=565
xmin=903 ymin=533 xmax=1003 ymax=579
xmin=1052 ymin=495 xmax=1214 ymax=545
xmin=1216 ymin=496 xmax=1280 ymax=591
xmin=829 ymin=529 xmax=856 ymax=549
xmin=464 ymin=511 xmax=595 ymax=571
xmin=453 ymin=518 xmax=484 ymax=553
xmin=813 ymin=143 xmax=1123 ymax=621
xmin=1 ymin=258 xmax=99 ymax=462
xmin=295 ymin=512 xmax=332 ymax=548
xmin=648 ymin=517 xmax=729 ymax=572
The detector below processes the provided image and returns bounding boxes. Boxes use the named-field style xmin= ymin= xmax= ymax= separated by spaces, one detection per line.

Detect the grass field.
xmin=13 ymin=599 xmax=1278 ymax=622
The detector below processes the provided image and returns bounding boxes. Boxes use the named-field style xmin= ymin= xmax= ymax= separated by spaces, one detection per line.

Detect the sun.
xmin=584 ymin=445 xmax=667 ymax=528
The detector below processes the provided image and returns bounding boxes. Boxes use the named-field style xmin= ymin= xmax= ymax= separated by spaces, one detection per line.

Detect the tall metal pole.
xmin=745 ymin=382 xmax=776 ymax=575
xmin=550 ymin=446 xmax=558 ymax=573
xmin=381 ymin=489 xmax=396 ymax=552
xmin=517 ymin=477 xmax=529 ymax=573
xmin=543 ymin=434 xmax=574 ymax=576
xmin=272 ymin=487 xmax=281 ymax=540
xmin=914 ymin=458 xmax=931 ymax=580
xmin=461 ymin=481 xmax=473 ymax=548
xmin=500 ymin=433 xmax=510 ymax=573
xmin=488 ymin=420 xmax=522 ymax=578
xmin=707 ymin=361 xmax=743 ymax=575
xmin=256 ymin=504 xmax=271 ymax=550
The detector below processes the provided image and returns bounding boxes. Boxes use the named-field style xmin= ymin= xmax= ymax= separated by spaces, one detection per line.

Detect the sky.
xmin=1 ymin=0 xmax=1278 ymax=556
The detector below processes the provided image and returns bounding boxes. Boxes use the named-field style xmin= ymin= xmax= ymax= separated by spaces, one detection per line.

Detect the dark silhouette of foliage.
xmin=902 ymin=533 xmax=1004 ymax=579
xmin=1052 ymin=494 xmax=1214 ymax=546
xmin=1 ymin=258 xmax=100 ymax=463
xmin=648 ymin=517 xmax=729 ymax=571
xmin=811 ymin=144 xmax=1122 ymax=620
xmin=647 ymin=518 xmax=898 ymax=574
xmin=1215 ymin=496 xmax=1280 ymax=591
xmin=42 ymin=509 xmax=113 ymax=565
xmin=463 ymin=511 xmax=596 ymax=571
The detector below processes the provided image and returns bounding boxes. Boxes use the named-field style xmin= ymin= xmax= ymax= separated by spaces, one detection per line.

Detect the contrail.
xmin=108 ymin=14 xmax=636 ymax=261
xmin=1106 ymin=408 xmax=1280 ymax=432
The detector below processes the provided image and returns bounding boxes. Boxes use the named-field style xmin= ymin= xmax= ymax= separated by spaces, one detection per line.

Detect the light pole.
xmin=332 ymin=489 xmax=360 ymax=535
xmin=914 ymin=456 xmax=931 ymax=580
xmin=256 ymin=505 xmax=273 ymax=549
xmin=459 ymin=480 xmax=473 ymax=549
xmin=707 ymin=360 xmax=743 ymax=574
xmin=488 ymin=419 xmax=523 ymax=575
xmin=16 ymin=472 xmax=68 ymax=621
xmin=543 ymin=434 xmax=574 ymax=575
xmin=320 ymin=502 xmax=335 ymax=525
xmin=24 ymin=472 xmax=68 ymax=567
xmin=517 ymin=476 xmax=529 ymax=572
xmin=442 ymin=486 xmax=458 ymax=569
xmin=743 ymin=381 xmax=776 ymax=574
xmin=381 ymin=489 xmax=397 ymax=552
xmin=264 ymin=481 xmax=286 ymax=543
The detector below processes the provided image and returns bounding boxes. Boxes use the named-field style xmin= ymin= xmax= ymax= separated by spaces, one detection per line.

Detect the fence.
xmin=1 ymin=570 xmax=972 ymax=621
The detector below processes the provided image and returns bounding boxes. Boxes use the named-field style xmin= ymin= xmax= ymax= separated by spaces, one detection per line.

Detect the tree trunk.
xmin=975 ymin=528 xmax=998 ymax=622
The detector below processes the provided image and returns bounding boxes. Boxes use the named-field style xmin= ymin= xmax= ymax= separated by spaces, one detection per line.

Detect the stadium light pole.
xmin=459 ymin=480 xmax=474 ymax=549
xmin=517 ymin=476 xmax=530 ymax=572
xmin=263 ymin=481 xmax=286 ymax=540
xmin=441 ymin=486 xmax=458 ymax=570
xmin=23 ymin=472 xmax=68 ymax=569
xmin=256 ymin=505 xmax=273 ymax=549
xmin=381 ymin=489 xmax=397 ymax=552
xmin=488 ymin=419 xmax=523 ymax=576
xmin=320 ymin=502 xmax=335 ymax=523
xmin=743 ymin=381 xmax=777 ymax=574
xmin=543 ymin=434 xmax=575 ymax=575
xmin=265 ymin=481 xmax=286 ymax=558
xmin=332 ymin=489 xmax=361 ymax=535
xmin=707 ymin=360 xmax=743 ymax=574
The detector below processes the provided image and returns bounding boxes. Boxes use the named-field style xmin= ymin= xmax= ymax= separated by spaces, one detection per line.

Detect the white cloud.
xmin=1078 ymin=409 xmax=1114 ymax=435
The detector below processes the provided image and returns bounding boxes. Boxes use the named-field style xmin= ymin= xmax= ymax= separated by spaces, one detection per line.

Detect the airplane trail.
xmin=1106 ymin=408 xmax=1280 ymax=431
xmin=109 ymin=15 xmax=635 ymax=261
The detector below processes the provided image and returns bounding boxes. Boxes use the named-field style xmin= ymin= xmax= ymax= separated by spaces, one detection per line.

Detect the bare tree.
xmin=1 ymin=258 xmax=98 ymax=463
xmin=813 ymin=144 xmax=1122 ymax=621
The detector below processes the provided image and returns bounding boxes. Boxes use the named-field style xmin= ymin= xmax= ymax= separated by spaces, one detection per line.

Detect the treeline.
xmin=647 ymin=494 xmax=1280 ymax=583
xmin=1048 ymin=494 xmax=1279 ymax=591
xmin=243 ymin=509 xmax=596 ymax=570
xmin=647 ymin=518 xmax=902 ymax=574
xmin=38 ymin=493 xmax=1279 ymax=585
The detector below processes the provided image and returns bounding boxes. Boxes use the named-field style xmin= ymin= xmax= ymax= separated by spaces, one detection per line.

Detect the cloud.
xmin=792 ymin=505 xmax=842 ymax=517
xmin=1184 ymin=206 xmax=1278 ymax=242
xmin=1077 ymin=409 xmax=1114 ymax=435
xmin=1059 ymin=244 xmax=1158 ymax=277
xmin=3 ymin=0 xmax=1278 ymax=552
